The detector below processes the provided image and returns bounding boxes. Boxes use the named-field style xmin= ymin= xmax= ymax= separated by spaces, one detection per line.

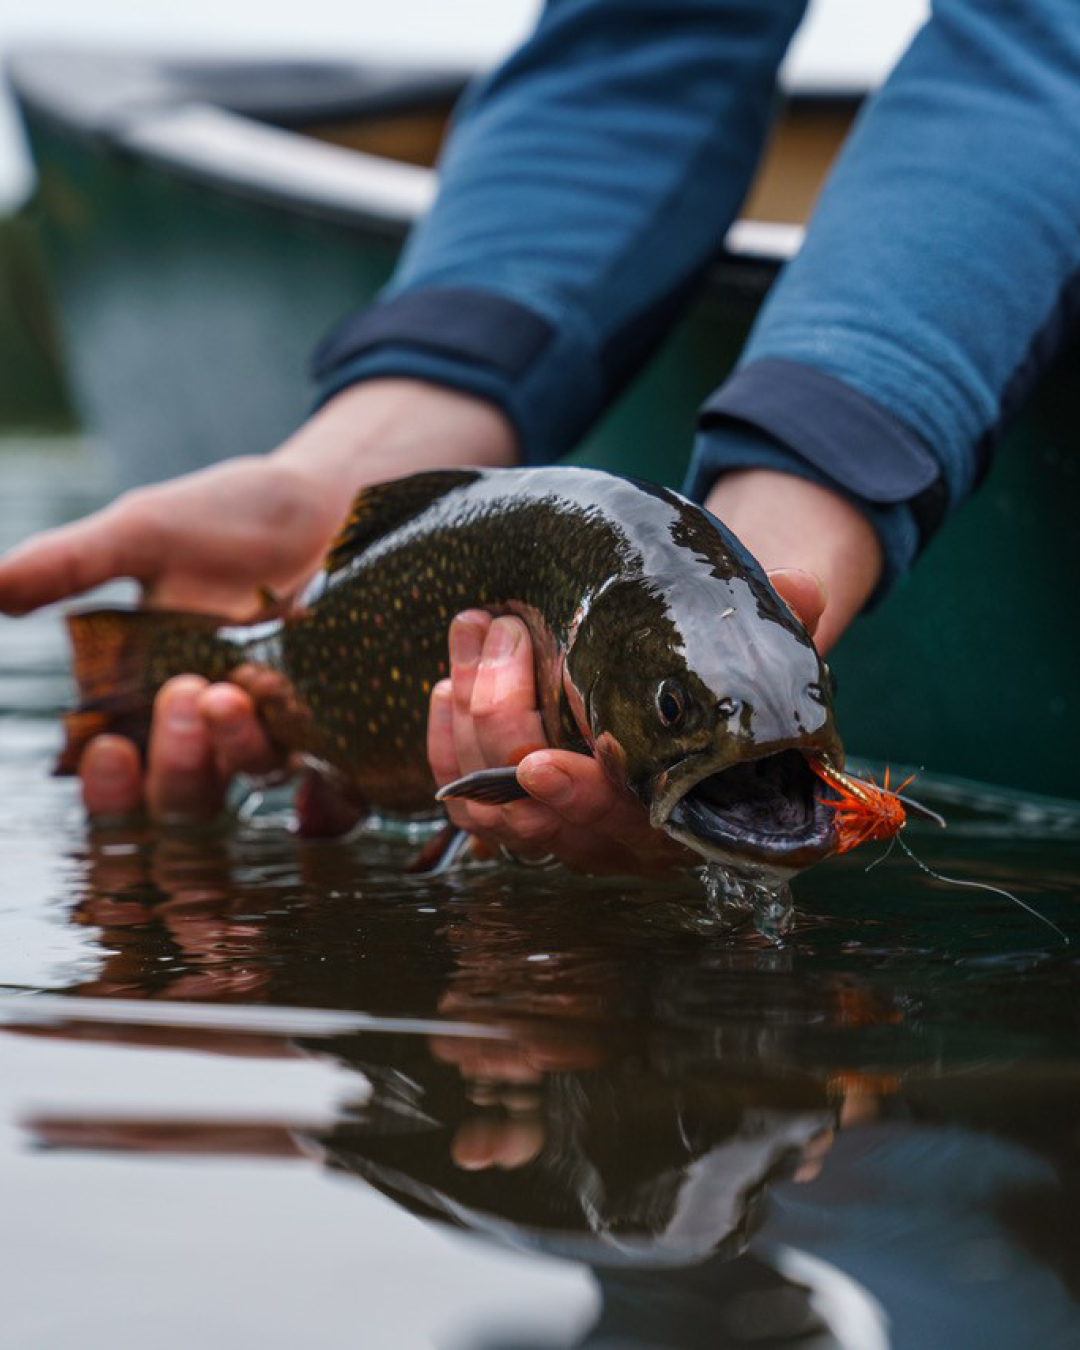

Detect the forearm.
xmin=311 ymin=0 xmax=808 ymax=462
xmin=272 ymin=379 xmax=518 ymax=500
xmin=688 ymin=0 xmax=1080 ymax=594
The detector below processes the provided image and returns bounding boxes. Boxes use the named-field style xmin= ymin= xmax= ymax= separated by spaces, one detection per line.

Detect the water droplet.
xmin=700 ymin=863 xmax=794 ymax=939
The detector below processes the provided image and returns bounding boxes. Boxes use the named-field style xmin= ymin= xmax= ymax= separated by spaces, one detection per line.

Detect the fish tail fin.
xmin=57 ymin=607 xmax=243 ymax=774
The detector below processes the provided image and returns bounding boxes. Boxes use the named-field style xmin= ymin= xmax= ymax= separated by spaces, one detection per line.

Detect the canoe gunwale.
xmin=7 ymin=45 xmax=811 ymax=272
xmin=118 ymin=104 xmax=437 ymax=240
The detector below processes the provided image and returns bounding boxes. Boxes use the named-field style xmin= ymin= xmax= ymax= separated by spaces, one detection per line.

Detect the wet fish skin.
xmin=62 ymin=467 xmax=842 ymax=869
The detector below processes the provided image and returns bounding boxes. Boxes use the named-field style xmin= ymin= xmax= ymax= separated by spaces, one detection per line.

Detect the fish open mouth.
xmin=665 ymin=750 xmax=836 ymax=871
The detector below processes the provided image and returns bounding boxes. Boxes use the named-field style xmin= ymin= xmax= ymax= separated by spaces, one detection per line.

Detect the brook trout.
xmin=61 ymin=467 xmax=844 ymax=876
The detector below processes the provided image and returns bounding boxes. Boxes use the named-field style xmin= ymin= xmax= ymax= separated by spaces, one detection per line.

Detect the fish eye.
xmin=807 ymin=681 xmax=829 ymax=705
xmin=656 ymin=679 xmax=686 ymax=728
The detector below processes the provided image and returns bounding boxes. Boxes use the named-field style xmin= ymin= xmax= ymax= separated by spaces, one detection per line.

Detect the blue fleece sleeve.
xmin=312 ymin=0 xmax=809 ymax=461
xmin=688 ymin=0 xmax=1080 ymax=587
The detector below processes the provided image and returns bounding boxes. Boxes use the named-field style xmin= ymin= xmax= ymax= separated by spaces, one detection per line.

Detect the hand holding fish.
xmin=428 ymin=611 xmax=693 ymax=874
xmin=74 ymin=558 xmax=831 ymax=872
xmin=0 ymin=381 xmax=516 ymax=619
xmin=0 ymin=379 xmax=888 ymax=876
xmin=85 ymin=462 xmax=841 ymax=882
xmin=0 ymin=380 xmax=517 ymax=828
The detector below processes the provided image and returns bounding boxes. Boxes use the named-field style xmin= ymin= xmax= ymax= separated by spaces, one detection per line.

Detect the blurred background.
xmin=0 ymin=0 xmax=926 ymax=437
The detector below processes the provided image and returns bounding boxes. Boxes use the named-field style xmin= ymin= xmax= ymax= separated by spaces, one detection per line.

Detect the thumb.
xmin=766 ymin=568 xmax=827 ymax=638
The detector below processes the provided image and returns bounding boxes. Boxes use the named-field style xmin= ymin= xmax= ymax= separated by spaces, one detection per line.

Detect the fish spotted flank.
xmin=61 ymin=467 xmax=844 ymax=874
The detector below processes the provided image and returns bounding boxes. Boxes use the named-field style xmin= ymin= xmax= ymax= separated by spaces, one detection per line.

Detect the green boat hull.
xmin=10 ymin=51 xmax=1079 ymax=802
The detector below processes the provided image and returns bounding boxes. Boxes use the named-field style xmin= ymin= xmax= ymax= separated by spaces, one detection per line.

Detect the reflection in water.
xmin=5 ymin=808 xmax=1080 ymax=1348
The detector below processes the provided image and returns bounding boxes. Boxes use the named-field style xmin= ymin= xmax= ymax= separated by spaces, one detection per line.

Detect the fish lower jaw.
xmin=662 ymin=820 xmax=826 ymax=882
xmin=658 ymin=748 xmax=838 ymax=875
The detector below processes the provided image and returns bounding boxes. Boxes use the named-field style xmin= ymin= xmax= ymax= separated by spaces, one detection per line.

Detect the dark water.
xmin=3 ymin=443 xmax=1080 ymax=1349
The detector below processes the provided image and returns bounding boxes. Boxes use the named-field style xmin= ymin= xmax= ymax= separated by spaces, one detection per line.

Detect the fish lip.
xmin=655 ymin=748 xmax=838 ymax=872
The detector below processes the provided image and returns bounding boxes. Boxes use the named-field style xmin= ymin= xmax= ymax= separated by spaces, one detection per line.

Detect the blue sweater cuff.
xmin=311 ymin=286 xmax=603 ymax=466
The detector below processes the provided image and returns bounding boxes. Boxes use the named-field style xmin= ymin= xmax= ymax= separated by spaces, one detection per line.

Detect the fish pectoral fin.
xmin=406 ymin=824 xmax=474 ymax=874
xmin=249 ymin=585 xmax=305 ymax=621
xmin=435 ymin=767 xmax=529 ymax=806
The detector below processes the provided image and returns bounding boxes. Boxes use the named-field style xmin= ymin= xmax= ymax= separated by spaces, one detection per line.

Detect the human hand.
xmin=428 ymin=610 xmax=693 ymax=875
xmin=4 ymin=443 xmax=341 ymax=821
xmin=427 ymin=559 xmax=828 ymax=876
xmin=0 ymin=454 xmax=343 ymax=620
xmin=0 ymin=379 xmax=516 ymax=822
xmin=706 ymin=468 xmax=883 ymax=655
xmin=0 ymin=379 xmax=516 ymax=619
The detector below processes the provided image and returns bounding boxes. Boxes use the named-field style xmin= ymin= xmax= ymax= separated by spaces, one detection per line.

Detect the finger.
xmin=516 ymin=750 xmax=626 ymax=827
xmin=145 ymin=676 xmax=226 ymax=822
xmin=428 ymin=678 xmax=505 ymax=836
xmin=199 ymin=682 xmax=283 ymax=779
xmin=448 ymin=610 xmax=492 ymax=775
xmin=469 ymin=617 xmax=546 ymax=767
xmin=767 ymin=568 xmax=827 ymax=638
xmin=489 ymin=799 xmax=562 ymax=855
xmin=792 ymin=1128 xmax=835 ymax=1184
xmin=451 ymin=1118 xmax=544 ymax=1172
xmin=448 ymin=611 xmax=491 ymax=707
xmin=426 ymin=680 xmax=460 ymax=787
xmin=79 ymin=735 xmax=144 ymax=818
xmin=0 ymin=500 xmax=154 ymax=615
xmin=444 ymin=796 xmax=504 ymax=838
xmin=516 ymin=750 xmax=694 ymax=874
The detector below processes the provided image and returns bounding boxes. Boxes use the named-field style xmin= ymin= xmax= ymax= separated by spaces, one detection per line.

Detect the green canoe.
xmin=8 ymin=48 xmax=1079 ymax=804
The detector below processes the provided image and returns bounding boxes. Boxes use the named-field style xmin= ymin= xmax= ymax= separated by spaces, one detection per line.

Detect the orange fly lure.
xmin=812 ymin=761 xmax=1067 ymax=942
xmin=810 ymin=760 xmax=914 ymax=855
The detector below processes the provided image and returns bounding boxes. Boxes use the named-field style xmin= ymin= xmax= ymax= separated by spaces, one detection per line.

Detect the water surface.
xmin=3 ymin=440 xmax=1080 ymax=1349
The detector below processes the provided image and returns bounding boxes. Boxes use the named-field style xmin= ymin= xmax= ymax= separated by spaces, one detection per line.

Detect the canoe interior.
xmin=304 ymin=110 xmax=450 ymax=169
xmin=8 ymin=50 xmax=1078 ymax=803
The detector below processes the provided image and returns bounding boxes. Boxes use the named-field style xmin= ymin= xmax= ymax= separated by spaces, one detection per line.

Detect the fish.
xmin=59 ymin=466 xmax=847 ymax=877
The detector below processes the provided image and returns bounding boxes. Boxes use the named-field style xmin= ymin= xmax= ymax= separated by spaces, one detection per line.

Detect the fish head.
xmin=568 ymin=569 xmax=843 ymax=881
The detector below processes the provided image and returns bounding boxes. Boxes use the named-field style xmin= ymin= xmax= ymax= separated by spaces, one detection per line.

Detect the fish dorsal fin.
xmin=324 ymin=470 xmax=481 ymax=575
